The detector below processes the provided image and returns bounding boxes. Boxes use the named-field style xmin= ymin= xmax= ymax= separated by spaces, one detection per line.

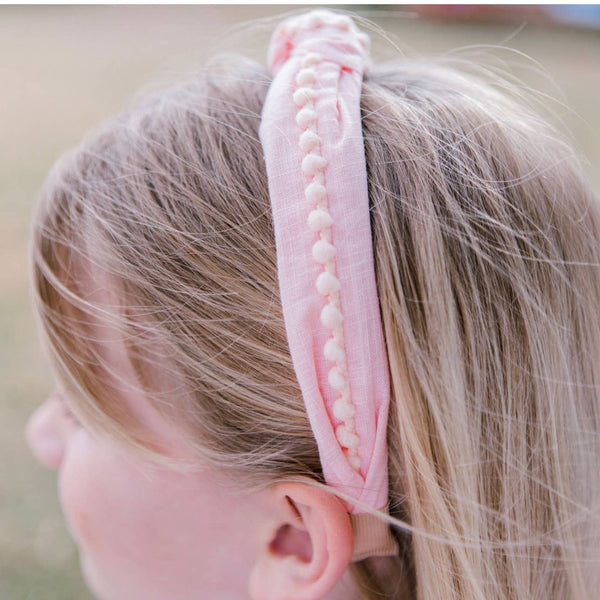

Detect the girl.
xmin=25 ymin=8 xmax=600 ymax=600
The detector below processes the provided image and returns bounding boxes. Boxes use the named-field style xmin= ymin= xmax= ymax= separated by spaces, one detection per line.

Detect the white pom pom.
xmin=287 ymin=23 xmax=298 ymax=38
xmin=307 ymin=208 xmax=333 ymax=232
xmin=335 ymin=424 xmax=360 ymax=450
xmin=305 ymin=181 xmax=327 ymax=204
xmin=299 ymin=130 xmax=320 ymax=153
xmin=347 ymin=452 xmax=361 ymax=471
xmin=301 ymin=153 xmax=327 ymax=176
xmin=324 ymin=337 xmax=345 ymax=362
xmin=333 ymin=397 xmax=356 ymax=421
xmin=295 ymin=68 xmax=316 ymax=86
xmin=316 ymin=271 xmax=340 ymax=296
xmin=320 ymin=304 xmax=343 ymax=329
xmin=328 ymin=366 xmax=346 ymax=390
xmin=301 ymin=53 xmax=321 ymax=68
xmin=296 ymin=108 xmax=316 ymax=130
xmin=329 ymin=14 xmax=351 ymax=30
xmin=293 ymin=87 xmax=317 ymax=107
xmin=312 ymin=239 xmax=336 ymax=263
xmin=357 ymin=32 xmax=370 ymax=51
xmin=307 ymin=11 xmax=326 ymax=29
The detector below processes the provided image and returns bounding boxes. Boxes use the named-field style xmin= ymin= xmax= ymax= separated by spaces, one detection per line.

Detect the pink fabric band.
xmin=259 ymin=10 xmax=398 ymax=560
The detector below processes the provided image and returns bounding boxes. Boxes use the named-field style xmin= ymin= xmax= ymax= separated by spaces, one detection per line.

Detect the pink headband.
xmin=259 ymin=10 xmax=398 ymax=561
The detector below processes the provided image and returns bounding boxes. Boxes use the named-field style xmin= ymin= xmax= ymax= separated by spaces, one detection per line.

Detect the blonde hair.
xmin=31 ymin=45 xmax=600 ymax=599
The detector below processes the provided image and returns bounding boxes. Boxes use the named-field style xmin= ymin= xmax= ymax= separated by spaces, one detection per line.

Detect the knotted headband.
xmin=259 ymin=10 xmax=398 ymax=561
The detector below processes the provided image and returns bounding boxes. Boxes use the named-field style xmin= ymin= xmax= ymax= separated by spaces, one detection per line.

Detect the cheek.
xmin=60 ymin=436 xmax=146 ymax=542
xmin=58 ymin=431 xmax=106 ymax=548
xmin=58 ymin=434 xmax=256 ymax=600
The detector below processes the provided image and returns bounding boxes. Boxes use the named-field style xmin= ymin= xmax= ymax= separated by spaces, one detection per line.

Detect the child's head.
xmin=25 ymin=9 xmax=600 ymax=600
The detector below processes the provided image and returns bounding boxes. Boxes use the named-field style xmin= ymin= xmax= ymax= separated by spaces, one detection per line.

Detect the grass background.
xmin=1 ymin=5 xmax=599 ymax=599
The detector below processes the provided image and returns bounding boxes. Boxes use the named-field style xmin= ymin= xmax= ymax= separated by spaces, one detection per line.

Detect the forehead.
xmin=71 ymin=261 xmax=196 ymax=462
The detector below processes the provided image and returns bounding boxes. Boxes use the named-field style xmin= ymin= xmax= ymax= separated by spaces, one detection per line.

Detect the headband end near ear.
xmin=350 ymin=511 xmax=399 ymax=562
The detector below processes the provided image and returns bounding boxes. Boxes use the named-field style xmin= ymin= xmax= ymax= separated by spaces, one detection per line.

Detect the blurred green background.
xmin=1 ymin=5 xmax=599 ymax=599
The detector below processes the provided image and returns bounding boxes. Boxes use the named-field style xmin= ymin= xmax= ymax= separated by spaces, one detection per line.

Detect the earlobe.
xmin=248 ymin=482 xmax=353 ymax=600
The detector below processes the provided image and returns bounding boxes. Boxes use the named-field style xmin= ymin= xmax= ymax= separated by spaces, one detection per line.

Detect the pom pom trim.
xmin=293 ymin=52 xmax=362 ymax=474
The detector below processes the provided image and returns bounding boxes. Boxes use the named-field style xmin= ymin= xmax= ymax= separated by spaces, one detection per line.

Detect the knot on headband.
xmin=267 ymin=10 xmax=371 ymax=76
xmin=259 ymin=9 xmax=398 ymax=561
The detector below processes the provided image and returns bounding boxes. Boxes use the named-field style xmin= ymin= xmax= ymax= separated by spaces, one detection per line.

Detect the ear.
xmin=248 ymin=481 xmax=353 ymax=600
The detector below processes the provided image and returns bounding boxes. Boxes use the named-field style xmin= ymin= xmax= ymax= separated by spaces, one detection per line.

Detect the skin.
xmin=24 ymin=272 xmax=358 ymax=600
xmin=25 ymin=356 xmax=270 ymax=600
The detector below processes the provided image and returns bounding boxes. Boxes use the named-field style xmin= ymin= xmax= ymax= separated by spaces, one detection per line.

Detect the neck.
xmin=324 ymin=568 xmax=361 ymax=600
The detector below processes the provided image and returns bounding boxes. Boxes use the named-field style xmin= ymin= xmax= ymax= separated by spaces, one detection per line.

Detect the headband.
xmin=259 ymin=10 xmax=398 ymax=561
